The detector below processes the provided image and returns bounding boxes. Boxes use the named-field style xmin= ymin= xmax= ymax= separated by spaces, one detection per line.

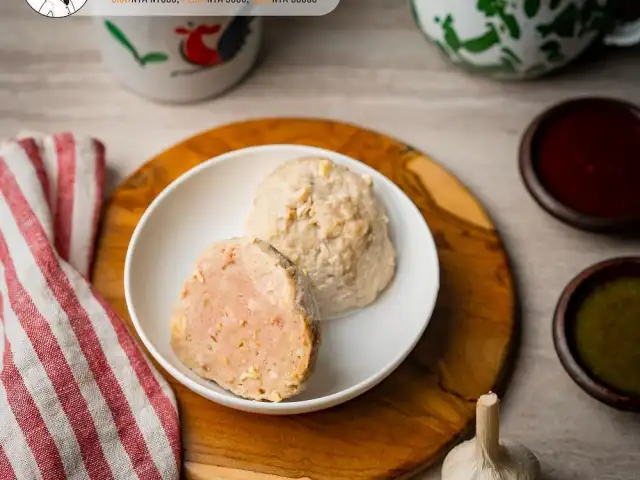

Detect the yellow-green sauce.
xmin=574 ymin=277 xmax=640 ymax=397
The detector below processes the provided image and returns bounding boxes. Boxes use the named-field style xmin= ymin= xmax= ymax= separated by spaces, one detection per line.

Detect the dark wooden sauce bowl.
xmin=519 ymin=97 xmax=640 ymax=234
xmin=553 ymin=257 xmax=640 ymax=412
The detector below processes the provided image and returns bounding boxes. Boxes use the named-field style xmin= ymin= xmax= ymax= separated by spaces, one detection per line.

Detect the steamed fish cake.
xmin=170 ymin=237 xmax=320 ymax=402
xmin=245 ymin=157 xmax=396 ymax=318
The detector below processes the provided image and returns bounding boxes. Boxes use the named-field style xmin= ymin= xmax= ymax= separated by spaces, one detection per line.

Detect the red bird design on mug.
xmin=175 ymin=24 xmax=222 ymax=66
xmin=173 ymin=17 xmax=254 ymax=75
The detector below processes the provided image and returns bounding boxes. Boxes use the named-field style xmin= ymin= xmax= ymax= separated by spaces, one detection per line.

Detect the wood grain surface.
xmin=91 ymin=118 xmax=516 ymax=479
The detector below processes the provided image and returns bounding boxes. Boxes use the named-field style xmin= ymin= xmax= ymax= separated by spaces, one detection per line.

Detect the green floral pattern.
xmin=412 ymin=0 xmax=615 ymax=79
xmin=478 ymin=0 xmax=521 ymax=39
xmin=105 ymin=21 xmax=169 ymax=67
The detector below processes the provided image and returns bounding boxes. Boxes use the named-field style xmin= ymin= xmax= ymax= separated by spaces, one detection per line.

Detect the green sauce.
xmin=574 ymin=277 xmax=640 ymax=397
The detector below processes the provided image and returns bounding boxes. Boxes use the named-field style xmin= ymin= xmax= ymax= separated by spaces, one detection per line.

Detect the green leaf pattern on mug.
xmin=104 ymin=20 xmax=169 ymax=67
xmin=499 ymin=12 xmax=521 ymax=39
xmin=440 ymin=15 xmax=463 ymax=52
xmin=462 ymin=24 xmax=500 ymax=52
xmin=537 ymin=3 xmax=579 ymax=38
xmin=415 ymin=0 xmax=614 ymax=79
xmin=477 ymin=0 xmax=521 ymax=39
xmin=524 ymin=0 xmax=541 ymax=18
xmin=140 ymin=52 xmax=170 ymax=65
xmin=476 ymin=0 xmax=503 ymax=16
xmin=105 ymin=21 xmax=140 ymax=62
xmin=501 ymin=46 xmax=522 ymax=64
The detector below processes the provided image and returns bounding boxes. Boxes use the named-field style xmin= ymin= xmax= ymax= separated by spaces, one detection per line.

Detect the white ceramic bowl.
xmin=125 ymin=144 xmax=439 ymax=415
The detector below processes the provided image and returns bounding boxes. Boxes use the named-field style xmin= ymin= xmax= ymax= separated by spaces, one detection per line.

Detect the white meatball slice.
xmin=170 ymin=237 xmax=320 ymax=402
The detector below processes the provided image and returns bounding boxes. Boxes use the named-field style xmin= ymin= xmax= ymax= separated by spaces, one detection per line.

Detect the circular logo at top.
xmin=26 ymin=0 xmax=87 ymax=17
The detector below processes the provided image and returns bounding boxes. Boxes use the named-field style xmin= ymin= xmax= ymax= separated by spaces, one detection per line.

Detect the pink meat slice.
xmin=170 ymin=237 xmax=320 ymax=402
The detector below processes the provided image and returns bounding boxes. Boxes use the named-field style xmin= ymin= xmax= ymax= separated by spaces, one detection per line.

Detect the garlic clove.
xmin=441 ymin=392 xmax=541 ymax=480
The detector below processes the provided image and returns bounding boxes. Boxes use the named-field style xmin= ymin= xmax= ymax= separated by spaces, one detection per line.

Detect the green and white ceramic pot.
xmin=411 ymin=0 xmax=640 ymax=80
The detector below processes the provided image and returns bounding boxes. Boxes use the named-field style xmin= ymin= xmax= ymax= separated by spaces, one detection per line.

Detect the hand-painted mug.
xmin=411 ymin=0 xmax=640 ymax=80
xmin=96 ymin=16 xmax=262 ymax=103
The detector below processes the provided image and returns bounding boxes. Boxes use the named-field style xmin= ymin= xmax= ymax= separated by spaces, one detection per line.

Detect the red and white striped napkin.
xmin=0 ymin=134 xmax=181 ymax=479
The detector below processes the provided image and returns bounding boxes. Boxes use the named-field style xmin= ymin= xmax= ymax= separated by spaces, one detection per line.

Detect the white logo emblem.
xmin=27 ymin=0 xmax=87 ymax=17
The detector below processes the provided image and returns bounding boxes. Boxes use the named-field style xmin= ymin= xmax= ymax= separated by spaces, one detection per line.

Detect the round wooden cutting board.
xmin=92 ymin=119 xmax=517 ymax=480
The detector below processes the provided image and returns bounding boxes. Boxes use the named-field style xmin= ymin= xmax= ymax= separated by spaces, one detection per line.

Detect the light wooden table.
xmin=1 ymin=1 xmax=640 ymax=479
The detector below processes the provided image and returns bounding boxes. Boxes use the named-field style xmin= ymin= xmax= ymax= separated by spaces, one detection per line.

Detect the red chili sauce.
xmin=534 ymin=100 xmax=640 ymax=220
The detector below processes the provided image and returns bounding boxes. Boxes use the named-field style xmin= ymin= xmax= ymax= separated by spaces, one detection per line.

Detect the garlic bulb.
xmin=442 ymin=392 xmax=541 ymax=480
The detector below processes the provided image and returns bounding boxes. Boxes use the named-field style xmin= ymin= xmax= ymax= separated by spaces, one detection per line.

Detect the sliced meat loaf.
xmin=170 ymin=237 xmax=320 ymax=402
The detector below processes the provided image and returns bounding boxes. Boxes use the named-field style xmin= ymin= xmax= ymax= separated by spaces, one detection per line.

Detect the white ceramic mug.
xmin=96 ymin=16 xmax=262 ymax=103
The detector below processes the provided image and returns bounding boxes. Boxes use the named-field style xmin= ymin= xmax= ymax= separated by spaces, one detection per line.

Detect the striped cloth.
xmin=0 ymin=134 xmax=181 ymax=479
